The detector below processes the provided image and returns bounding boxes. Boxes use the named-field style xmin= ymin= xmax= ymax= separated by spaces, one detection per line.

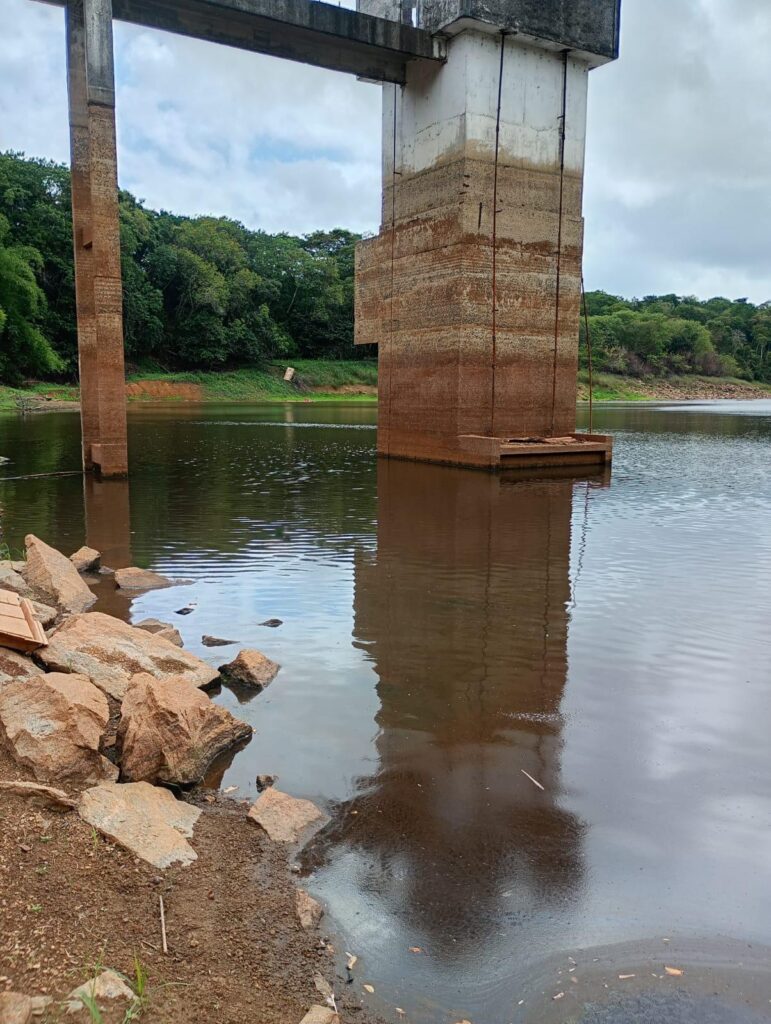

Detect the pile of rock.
xmin=0 ymin=534 xmax=267 ymax=840
xmin=1 ymin=534 xmax=333 ymax=1024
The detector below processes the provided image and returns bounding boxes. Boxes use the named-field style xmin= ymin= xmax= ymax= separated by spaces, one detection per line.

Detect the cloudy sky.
xmin=2 ymin=0 xmax=770 ymax=302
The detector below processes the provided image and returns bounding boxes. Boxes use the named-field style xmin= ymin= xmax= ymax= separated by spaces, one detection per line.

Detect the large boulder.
xmin=114 ymin=567 xmax=174 ymax=591
xmin=247 ymin=787 xmax=327 ymax=844
xmin=0 ymin=672 xmax=117 ymax=785
xmin=118 ymin=673 xmax=252 ymax=786
xmin=38 ymin=612 xmax=219 ymax=701
xmin=70 ymin=546 xmax=101 ymax=573
xmin=0 ymin=649 xmax=39 ymax=687
xmin=219 ymin=649 xmax=280 ymax=691
xmin=78 ymin=781 xmax=201 ymax=869
xmin=23 ymin=535 xmax=96 ymax=614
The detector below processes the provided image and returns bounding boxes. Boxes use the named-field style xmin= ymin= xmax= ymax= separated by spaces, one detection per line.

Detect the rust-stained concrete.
xmin=66 ymin=0 xmax=128 ymax=478
xmin=356 ymin=23 xmax=618 ymax=469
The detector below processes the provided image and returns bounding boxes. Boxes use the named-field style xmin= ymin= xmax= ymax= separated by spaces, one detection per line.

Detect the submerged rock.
xmin=259 ymin=618 xmax=283 ymax=628
xmin=0 ymin=780 xmax=76 ymax=811
xmin=134 ymin=618 xmax=184 ymax=647
xmin=118 ymin=672 xmax=253 ymax=786
xmin=69 ymin=546 xmax=101 ymax=573
xmin=247 ymin=787 xmax=327 ymax=844
xmin=78 ymin=781 xmax=201 ymax=869
xmin=65 ymin=969 xmax=134 ymax=1014
xmin=0 ymin=672 xmax=116 ymax=785
xmin=114 ymin=567 xmax=176 ymax=591
xmin=255 ymin=773 xmax=277 ymax=791
xmin=202 ymin=635 xmax=237 ymax=647
xmin=23 ymin=534 xmax=96 ymax=614
xmin=219 ymin=649 xmax=280 ymax=691
xmin=39 ymin=612 xmax=219 ymax=701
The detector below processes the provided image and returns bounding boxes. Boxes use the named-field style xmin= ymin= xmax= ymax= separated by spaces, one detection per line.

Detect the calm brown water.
xmin=2 ymin=400 xmax=771 ymax=1023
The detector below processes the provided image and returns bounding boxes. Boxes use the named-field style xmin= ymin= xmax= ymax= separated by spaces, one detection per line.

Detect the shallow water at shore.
xmin=2 ymin=400 xmax=771 ymax=1022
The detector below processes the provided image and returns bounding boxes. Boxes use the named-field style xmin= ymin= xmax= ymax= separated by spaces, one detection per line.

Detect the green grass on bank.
xmin=2 ymin=362 xmax=769 ymax=411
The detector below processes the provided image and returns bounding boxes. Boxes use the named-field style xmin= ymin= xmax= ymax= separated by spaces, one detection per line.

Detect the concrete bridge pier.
xmin=356 ymin=0 xmax=619 ymax=470
xmin=66 ymin=0 xmax=128 ymax=478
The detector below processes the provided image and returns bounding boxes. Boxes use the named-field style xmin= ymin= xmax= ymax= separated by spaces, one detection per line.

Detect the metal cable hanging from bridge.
xmin=387 ymin=81 xmax=399 ymax=437
xmin=489 ymin=29 xmax=506 ymax=439
xmin=581 ymin=273 xmax=595 ymax=434
xmin=549 ymin=48 xmax=570 ymax=436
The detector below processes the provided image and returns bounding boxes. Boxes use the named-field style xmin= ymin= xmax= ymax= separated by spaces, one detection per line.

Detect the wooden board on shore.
xmin=0 ymin=589 xmax=48 ymax=652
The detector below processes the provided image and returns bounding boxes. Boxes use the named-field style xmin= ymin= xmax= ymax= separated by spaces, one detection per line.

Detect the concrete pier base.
xmin=66 ymin=0 xmax=128 ymax=478
xmin=356 ymin=7 xmax=619 ymax=470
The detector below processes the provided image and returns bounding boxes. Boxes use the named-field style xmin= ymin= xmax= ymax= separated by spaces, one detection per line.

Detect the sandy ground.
xmin=0 ymin=748 xmax=380 ymax=1024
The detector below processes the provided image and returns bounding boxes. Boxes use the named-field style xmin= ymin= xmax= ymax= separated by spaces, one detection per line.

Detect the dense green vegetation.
xmin=1 ymin=151 xmax=769 ymax=386
xmin=581 ymin=291 xmax=771 ymax=382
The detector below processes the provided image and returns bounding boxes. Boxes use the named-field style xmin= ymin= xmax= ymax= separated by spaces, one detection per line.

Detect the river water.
xmin=2 ymin=400 xmax=771 ymax=1023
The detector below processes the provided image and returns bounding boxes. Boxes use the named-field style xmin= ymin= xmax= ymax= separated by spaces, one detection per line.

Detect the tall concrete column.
xmin=356 ymin=0 xmax=619 ymax=469
xmin=66 ymin=0 xmax=128 ymax=477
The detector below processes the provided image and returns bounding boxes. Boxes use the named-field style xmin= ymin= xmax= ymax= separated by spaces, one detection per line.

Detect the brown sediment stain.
xmin=125 ymin=380 xmax=204 ymax=402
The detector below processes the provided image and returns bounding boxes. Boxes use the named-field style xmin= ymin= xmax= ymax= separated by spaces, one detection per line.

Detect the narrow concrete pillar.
xmin=66 ymin=0 xmax=128 ymax=477
xmin=355 ymin=1 xmax=619 ymax=468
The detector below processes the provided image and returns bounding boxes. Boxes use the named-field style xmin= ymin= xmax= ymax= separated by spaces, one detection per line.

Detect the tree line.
xmin=1 ymin=151 xmax=769 ymax=385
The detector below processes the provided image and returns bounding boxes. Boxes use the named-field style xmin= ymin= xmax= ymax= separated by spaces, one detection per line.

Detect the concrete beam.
xmin=38 ymin=0 xmax=444 ymax=83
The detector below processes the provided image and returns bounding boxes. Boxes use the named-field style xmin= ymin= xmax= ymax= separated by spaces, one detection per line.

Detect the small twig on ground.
xmin=520 ymin=769 xmax=545 ymax=791
xmin=159 ymin=896 xmax=168 ymax=955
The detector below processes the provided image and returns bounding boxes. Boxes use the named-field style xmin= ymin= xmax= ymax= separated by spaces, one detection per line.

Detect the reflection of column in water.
xmin=313 ymin=460 xmax=591 ymax=953
xmin=84 ymin=474 xmax=131 ymax=569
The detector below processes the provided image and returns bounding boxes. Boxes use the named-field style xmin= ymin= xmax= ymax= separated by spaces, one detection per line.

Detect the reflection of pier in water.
xmin=307 ymin=461 xmax=608 ymax=1014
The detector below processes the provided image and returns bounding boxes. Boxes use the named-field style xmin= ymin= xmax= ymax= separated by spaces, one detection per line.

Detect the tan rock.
xmin=30 ymin=601 xmax=58 ymax=629
xmin=23 ymin=535 xmax=96 ymax=614
xmin=114 ymin=567 xmax=173 ymax=591
xmin=296 ymin=888 xmax=323 ymax=930
xmin=0 ymin=673 xmax=116 ymax=785
xmin=0 ymin=991 xmax=34 ymax=1024
xmin=0 ymin=560 xmax=26 ymax=574
xmin=0 ymin=649 xmax=39 ymax=686
xmin=247 ymin=787 xmax=327 ymax=844
xmin=0 ymin=565 xmax=32 ymax=597
xmin=134 ymin=618 xmax=183 ymax=647
xmin=219 ymin=649 xmax=280 ymax=691
xmin=65 ymin=969 xmax=134 ymax=1014
xmin=78 ymin=781 xmax=201 ymax=869
xmin=118 ymin=673 xmax=252 ymax=786
xmin=39 ymin=612 xmax=218 ymax=701
xmin=0 ymin=780 xmax=76 ymax=811
xmin=70 ymin=546 xmax=101 ymax=573
xmin=299 ymin=1006 xmax=339 ymax=1024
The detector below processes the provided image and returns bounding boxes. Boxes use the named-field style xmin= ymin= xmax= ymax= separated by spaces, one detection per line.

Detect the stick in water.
xmin=159 ymin=895 xmax=168 ymax=954
xmin=521 ymin=769 xmax=545 ymax=791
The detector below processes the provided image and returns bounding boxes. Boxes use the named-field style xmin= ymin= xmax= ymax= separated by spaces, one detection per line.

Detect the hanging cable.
xmin=490 ymin=30 xmax=506 ymax=438
xmin=549 ymin=49 xmax=569 ymax=436
xmin=581 ymin=274 xmax=594 ymax=435
xmin=387 ymin=82 xmax=398 ymax=444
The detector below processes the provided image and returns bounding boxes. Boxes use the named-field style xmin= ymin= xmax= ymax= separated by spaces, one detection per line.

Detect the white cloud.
xmin=1 ymin=0 xmax=770 ymax=299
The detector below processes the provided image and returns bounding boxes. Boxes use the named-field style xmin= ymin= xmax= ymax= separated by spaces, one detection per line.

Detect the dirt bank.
xmin=0 ymin=745 xmax=378 ymax=1024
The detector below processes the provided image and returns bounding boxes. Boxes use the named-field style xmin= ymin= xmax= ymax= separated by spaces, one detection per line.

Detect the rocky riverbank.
xmin=0 ymin=538 xmax=379 ymax=1024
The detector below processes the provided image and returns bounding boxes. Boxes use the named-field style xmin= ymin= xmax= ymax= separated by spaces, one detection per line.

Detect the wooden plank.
xmin=0 ymin=588 xmax=48 ymax=653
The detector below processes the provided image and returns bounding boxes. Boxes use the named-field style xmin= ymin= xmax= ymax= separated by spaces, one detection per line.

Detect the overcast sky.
xmin=2 ymin=0 xmax=769 ymax=302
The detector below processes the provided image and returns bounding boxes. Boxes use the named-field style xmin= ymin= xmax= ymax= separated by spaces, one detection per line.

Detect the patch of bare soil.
xmin=317 ymin=385 xmax=378 ymax=396
xmin=0 ymin=752 xmax=378 ymax=1024
xmin=125 ymin=381 xmax=204 ymax=402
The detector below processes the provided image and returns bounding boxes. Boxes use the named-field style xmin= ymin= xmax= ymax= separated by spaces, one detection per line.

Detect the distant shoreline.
xmin=2 ymin=361 xmax=770 ymax=412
